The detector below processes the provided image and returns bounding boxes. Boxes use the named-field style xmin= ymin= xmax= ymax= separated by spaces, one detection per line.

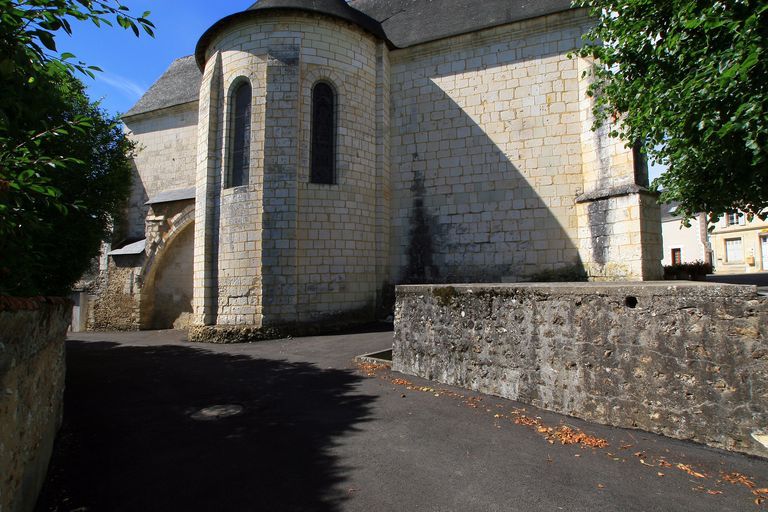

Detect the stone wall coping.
xmin=575 ymin=184 xmax=658 ymax=204
xmin=396 ymin=281 xmax=759 ymax=298
xmin=0 ymin=296 xmax=72 ymax=313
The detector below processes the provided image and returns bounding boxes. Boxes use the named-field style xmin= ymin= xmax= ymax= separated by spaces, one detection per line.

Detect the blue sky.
xmin=60 ymin=1 xmax=249 ymax=116
xmin=60 ymin=0 xmax=665 ymax=181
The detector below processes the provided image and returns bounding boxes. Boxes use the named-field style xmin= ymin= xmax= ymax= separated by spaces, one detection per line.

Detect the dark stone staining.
xmin=594 ymin=121 xmax=612 ymax=190
xmin=405 ymin=169 xmax=439 ymax=283
xmin=189 ymin=303 xmax=382 ymax=343
xmin=432 ymin=286 xmax=457 ymax=307
xmin=230 ymin=81 xmax=252 ymax=188
xmin=525 ymin=264 xmax=588 ymax=282
xmin=268 ymin=45 xmax=300 ymax=66
xmin=587 ymin=200 xmax=609 ymax=265
xmin=632 ymin=141 xmax=649 ymax=188
xmin=310 ymin=82 xmax=336 ymax=185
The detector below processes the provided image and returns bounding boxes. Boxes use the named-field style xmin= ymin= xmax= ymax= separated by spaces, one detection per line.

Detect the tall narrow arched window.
xmin=311 ymin=82 xmax=336 ymax=185
xmin=229 ymin=81 xmax=252 ymax=188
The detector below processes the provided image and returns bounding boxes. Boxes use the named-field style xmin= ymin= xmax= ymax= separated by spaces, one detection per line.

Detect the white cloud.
xmin=97 ymin=72 xmax=146 ymax=99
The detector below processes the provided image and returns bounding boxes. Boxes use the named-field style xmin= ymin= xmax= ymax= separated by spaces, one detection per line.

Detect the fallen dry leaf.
xmin=357 ymin=362 xmax=385 ymax=376
xmin=677 ymin=463 xmax=706 ymax=479
xmin=723 ymin=471 xmax=756 ymax=489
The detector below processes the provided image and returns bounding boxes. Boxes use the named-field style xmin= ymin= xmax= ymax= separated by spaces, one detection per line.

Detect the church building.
xmin=91 ymin=0 xmax=662 ymax=340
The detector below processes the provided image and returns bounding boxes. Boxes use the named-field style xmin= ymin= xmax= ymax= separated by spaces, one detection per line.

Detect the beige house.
xmin=91 ymin=0 xmax=663 ymax=339
xmin=660 ymin=202 xmax=710 ymax=266
xmin=710 ymin=211 xmax=768 ymax=274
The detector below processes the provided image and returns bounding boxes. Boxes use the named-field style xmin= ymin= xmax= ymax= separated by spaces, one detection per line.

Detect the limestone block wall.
xmin=394 ymin=283 xmax=768 ymax=457
xmin=389 ymin=10 xmax=594 ymax=284
xmin=294 ymin=27 xmax=380 ymax=322
xmin=575 ymin=55 xmax=662 ymax=280
xmin=123 ymin=104 xmax=199 ymax=240
xmin=576 ymin=192 xmax=662 ymax=280
xmin=0 ymin=298 xmax=69 ymax=512
xmin=194 ymin=13 xmax=383 ymax=330
xmin=217 ymin=51 xmax=267 ymax=327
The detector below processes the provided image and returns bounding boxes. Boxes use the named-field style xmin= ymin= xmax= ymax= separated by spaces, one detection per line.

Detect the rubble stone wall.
xmin=394 ymin=282 xmax=768 ymax=456
xmin=0 ymin=298 xmax=69 ymax=512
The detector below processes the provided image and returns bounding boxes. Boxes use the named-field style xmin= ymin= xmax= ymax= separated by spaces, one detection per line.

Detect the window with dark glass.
xmin=229 ymin=81 xmax=252 ymax=188
xmin=311 ymin=82 xmax=336 ymax=185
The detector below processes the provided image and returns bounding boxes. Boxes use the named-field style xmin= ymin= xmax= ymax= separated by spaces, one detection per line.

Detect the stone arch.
xmin=139 ymin=205 xmax=196 ymax=329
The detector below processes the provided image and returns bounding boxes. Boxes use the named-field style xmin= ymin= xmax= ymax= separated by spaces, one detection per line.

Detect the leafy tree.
xmin=2 ymin=69 xmax=134 ymax=296
xmin=0 ymin=0 xmax=153 ymax=295
xmin=575 ymin=0 xmax=768 ymax=221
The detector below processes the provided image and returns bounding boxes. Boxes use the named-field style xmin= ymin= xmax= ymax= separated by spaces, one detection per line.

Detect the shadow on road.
xmin=36 ymin=340 xmax=375 ymax=512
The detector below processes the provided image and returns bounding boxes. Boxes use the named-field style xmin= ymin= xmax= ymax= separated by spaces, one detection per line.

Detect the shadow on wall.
xmin=394 ymin=44 xmax=585 ymax=284
xmin=141 ymin=223 xmax=195 ymax=330
xmin=36 ymin=340 xmax=375 ymax=512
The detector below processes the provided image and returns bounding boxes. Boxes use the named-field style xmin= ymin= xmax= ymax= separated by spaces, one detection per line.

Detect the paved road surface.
xmin=37 ymin=330 xmax=768 ymax=512
xmin=707 ymin=272 xmax=768 ymax=295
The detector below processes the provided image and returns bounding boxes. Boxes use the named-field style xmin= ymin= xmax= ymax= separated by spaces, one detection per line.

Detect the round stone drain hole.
xmin=190 ymin=404 xmax=244 ymax=421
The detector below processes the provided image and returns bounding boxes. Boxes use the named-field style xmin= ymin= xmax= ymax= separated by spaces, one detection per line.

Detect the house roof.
xmin=349 ymin=0 xmax=574 ymax=48
xmin=661 ymin=201 xmax=682 ymax=223
xmin=123 ymin=56 xmax=202 ymax=119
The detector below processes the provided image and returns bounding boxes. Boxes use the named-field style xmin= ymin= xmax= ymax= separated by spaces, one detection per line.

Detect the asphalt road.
xmin=36 ymin=329 xmax=768 ymax=512
xmin=707 ymin=272 xmax=768 ymax=295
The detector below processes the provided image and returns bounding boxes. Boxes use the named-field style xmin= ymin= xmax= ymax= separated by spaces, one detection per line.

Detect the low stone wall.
xmin=394 ymin=283 xmax=768 ymax=457
xmin=0 ymin=297 xmax=70 ymax=512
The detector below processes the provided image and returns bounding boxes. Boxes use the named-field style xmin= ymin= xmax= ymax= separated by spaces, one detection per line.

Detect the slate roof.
xmin=108 ymin=239 xmax=146 ymax=257
xmin=130 ymin=0 xmax=577 ymax=116
xmin=123 ymin=56 xmax=202 ymax=119
xmin=661 ymin=201 xmax=682 ymax=222
xmin=349 ymin=0 xmax=574 ymax=48
xmin=195 ymin=0 xmax=389 ymax=69
xmin=145 ymin=187 xmax=196 ymax=205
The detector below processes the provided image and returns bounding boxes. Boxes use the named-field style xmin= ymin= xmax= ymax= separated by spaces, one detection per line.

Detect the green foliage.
xmin=0 ymin=0 xmax=153 ymax=296
xmin=663 ymin=260 xmax=714 ymax=280
xmin=575 ymin=0 xmax=768 ymax=222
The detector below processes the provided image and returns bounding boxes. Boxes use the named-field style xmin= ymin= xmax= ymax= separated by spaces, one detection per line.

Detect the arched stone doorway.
xmin=140 ymin=221 xmax=194 ymax=330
